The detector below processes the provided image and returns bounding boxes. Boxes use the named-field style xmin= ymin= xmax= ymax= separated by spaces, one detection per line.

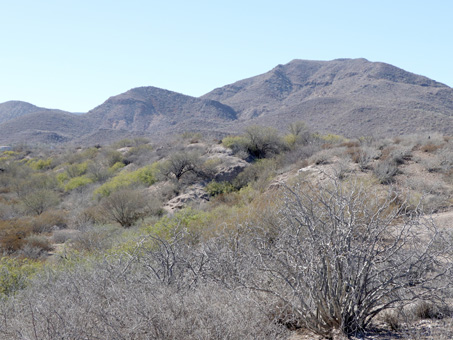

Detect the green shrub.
xmin=206 ymin=181 xmax=236 ymax=197
xmin=28 ymin=158 xmax=53 ymax=170
xmin=65 ymin=161 xmax=89 ymax=178
xmin=109 ymin=161 xmax=125 ymax=173
xmin=0 ymin=257 xmax=43 ymax=296
xmin=222 ymin=136 xmax=249 ymax=153
xmin=94 ymin=163 xmax=159 ymax=197
xmin=64 ymin=176 xmax=93 ymax=192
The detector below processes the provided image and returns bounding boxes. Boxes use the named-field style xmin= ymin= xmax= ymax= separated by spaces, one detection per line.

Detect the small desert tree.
xmin=286 ymin=121 xmax=311 ymax=147
xmin=100 ymin=188 xmax=152 ymax=228
xmin=161 ymin=151 xmax=211 ymax=182
xmin=241 ymin=177 xmax=451 ymax=337
xmin=243 ymin=125 xmax=286 ymax=159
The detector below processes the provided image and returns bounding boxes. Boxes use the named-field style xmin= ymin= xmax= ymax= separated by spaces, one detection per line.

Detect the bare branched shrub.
xmin=0 ymin=248 xmax=287 ymax=340
xmin=236 ymin=178 xmax=451 ymax=338
xmin=373 ymin=159 xmax=399 ymax=184
xmin=100 ymin=188 xmax=156 ymax=228
xmin=161 ymin=151 xmax=210 ymax=182
xmin=348 ymin=146 xmax=380 ymax=170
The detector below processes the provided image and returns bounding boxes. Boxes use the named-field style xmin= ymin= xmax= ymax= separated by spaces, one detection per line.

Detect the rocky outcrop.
xmin=207 ymin=145 xmax=249 ymax=182
xmin=163 ymin=184 xmax=209 ymax=213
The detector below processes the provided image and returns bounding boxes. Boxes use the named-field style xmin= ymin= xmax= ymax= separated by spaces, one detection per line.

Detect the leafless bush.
xmin=373 ymin=159 xmax=399 ymax=184
xmin=69 ymin=225 xmax=122 ymax=252
xmin=161 ymin=151 xmax=211 ymax=183
xmin=52 ymin=230 xmax=78 ymax=244
xmin=348 ymin=146 xmax=380 ymax=170
xmin=235 ymin=178 xmax=452 ymax=338
xmin=100 ymin=188 xmax=157 ymax=228
xmin=0 ymin=248 xmax=287 ymax=340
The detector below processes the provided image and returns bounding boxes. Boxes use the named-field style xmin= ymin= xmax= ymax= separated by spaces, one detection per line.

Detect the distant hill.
xmin=203 ymin=58 xmax=453 ymax=136
xmin=0 ymin=109 xmax=92 ymax=144
xmin=2 ymin=58 xmax=453 ymax=144
xmin=0 ymin=101 xmax=44 ymax=125
xmin=84 ymin=86 xmax=237 ymax=139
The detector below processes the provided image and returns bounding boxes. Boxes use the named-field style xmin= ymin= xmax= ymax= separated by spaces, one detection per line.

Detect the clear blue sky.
xmin=1 ymin=0 xmax=452 ymax=112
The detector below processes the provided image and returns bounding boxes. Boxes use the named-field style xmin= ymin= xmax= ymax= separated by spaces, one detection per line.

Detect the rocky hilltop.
xmin=203 ymin=58 xmax=453 ymax=136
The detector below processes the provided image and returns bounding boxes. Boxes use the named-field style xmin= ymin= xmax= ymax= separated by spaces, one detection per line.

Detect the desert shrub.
xmin=100 ymin=188 xmax=156 ymax=228
xmin=69 ymin=225 xmax=123 ymax=252
xmin=347 ymin=146 xmax=379 ymax=170
xmin=233 ymin=178 xmax=451 ymax=337
xmin=64 ymin=175 xmax=93 ymax=192
xmin=278 ymin=144 xmax=321 ymax=170
xmin=94 ymin=163 xmax=159 ymax=197
xmin=20 ymin=188 xmax=60 ymax=215
xmin=308 ymin=147 xmax=347 ymax=165
xmin=180 ymin=131 xmax=203 ymax=143
xmin=243 ymin=125 xmax=286 ymax=159
xmin=12 ymin=173 xmax=60 ymax=215
xmin=206 ymin=181 xmax=236 ymax=197
xmin=86 ymin=161 xmax=110 ymax=182
xmin=222 ymin=135 xmax=249 ymax=155
xmin=65 ymin=161 xmax=89 ymax=178
xmin=233 ymin=158 xmax=277 ymax=190
xmin=100 ymin=149 xmax=124 ymax=167
xmin=409 ymin=300 xmax=451 ymax=321
xmin=108 ymin=161 xmax=125 ymax=173
xmin=160 ymin=151 xmax=208 ymax=182
xmin=112 ymin=138 xmax=134 ymax=148
xmin=0 ymin=254 xmax=287 ymax=339
xmin=420 ymin=142 xmax=443 ymax=153
xmin=382 ymin=311 xmax=401 ymax=331
xmin=123 ymin=144 xmax=154 ymax=166
xmin=284 ymin=121 xmax=312 ymax=148
xmin=27 ymin=157 xmax=53 ymax=170
xmin=373 ymin=159 xmax=399 ymax=184
xmin=0 ymin=220 xmax=32 ymax=254
xmin=29 ymin=209 xmax=68 ymax=233
xmin=0 ymin=257 xmax=42 ymax=297
xmin=20 ymin=234 xmax=53 ymax=258
xmin=52 ymin=230 xmax=77 ymax=244
xmin=317 ymin=133 xmax=348 ymax=144
xmin=223 ymin=126 xmax=287 ymax=159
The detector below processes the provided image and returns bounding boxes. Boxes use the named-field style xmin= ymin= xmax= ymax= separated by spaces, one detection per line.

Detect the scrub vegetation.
xmin=1 ymin=128 xmax=453 ymax=339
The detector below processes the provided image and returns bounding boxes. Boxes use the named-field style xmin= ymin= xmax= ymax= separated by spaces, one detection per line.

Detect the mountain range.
xmin=1 ymin=58 xmax=453 ymax=145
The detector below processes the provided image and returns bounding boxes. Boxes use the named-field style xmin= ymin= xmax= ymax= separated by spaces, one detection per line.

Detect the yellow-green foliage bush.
xmin=1 ymin=150 xmax=19 ymax=159
xmin=94 ymin=163 xmax=159 ymax=197
xmin=0 ymin=257 xmax=43 ymax=297
xmin=206 ymin=181 xmax=236 ymax=197
xmin=109 ymin=161 xmax=126 ymax=173
xmin=56 ymin=172 xmax=69 ymax=185
xmin=146 ymin=208 xmax=210 ymax=243
xmin=28 ymin=157 xmax=53 ymax=170
xmin=64 ymin=176 xmax=93 ymax=192
xmin=315 ymin=133 xmax=348 ymax=144
xmin=65 ymin=161 xmax=89 ymax=178
xmin=283 ymin=133 xmax=297 ymax=148
xmin=222 ymin=136 xmax=248 ymax=150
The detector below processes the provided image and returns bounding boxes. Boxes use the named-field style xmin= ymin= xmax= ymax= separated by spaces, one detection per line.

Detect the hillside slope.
xmin=2 ymin=58 xmax=453 ymax=144
xmin=0 ymin=101 xmax=45 ymax=125
xmin=203 ymin=58 xmax=453 ymax=136
xmin=84 ymin=86 xmax=238 ymax=139
xmin=0 ymin=109 xmax=92 ymax=144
